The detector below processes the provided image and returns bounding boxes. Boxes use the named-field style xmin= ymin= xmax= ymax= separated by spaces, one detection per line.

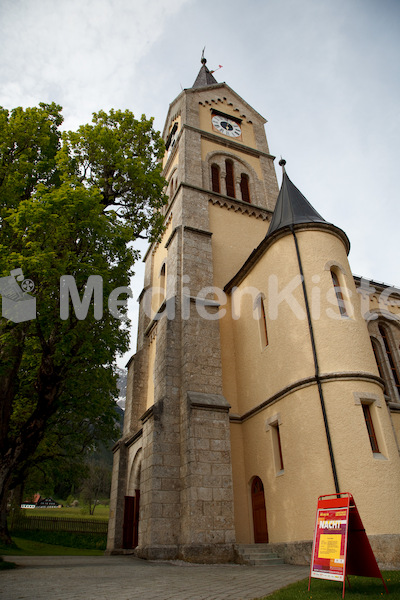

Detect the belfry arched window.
xmin=378 ymin=324 xmax=400 ymax=399
xmin=240 ymin=173 xmax=250 ymax=203
xmin=211 ymin=164 xmax=220 ymax=193
xmin=225 ymin=159 xmax=235 ymax=198
xmin=371 ymin=337 xmax=387 ymax=396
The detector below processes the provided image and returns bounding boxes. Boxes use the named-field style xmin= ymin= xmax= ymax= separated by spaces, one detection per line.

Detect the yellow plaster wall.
xmin=208 ymin=203 xmax=269 ymax=289
xmin=293 ymin=229 xmax=379 ymax=375
xmin=226 ymin=227 xmax=400 ymax=543
xmin=149 ymin=218 xmax=173 ymax=316
xmin=164 ymin=153 xmax=179 ymax=180
xmin=229 ymin=423 xmax=250 ymax=542
xmin=233 ymin=378 xmax=400 ymax=543
xmin=321 ymin=378 xmax=400 ymax=535
xmin=232 ymin=387 xmax=338 ymax=544
xmin=219 ymin=296 xmax=239 ymax=410
xmin=225 ymin=233 xmax=315 ymax=416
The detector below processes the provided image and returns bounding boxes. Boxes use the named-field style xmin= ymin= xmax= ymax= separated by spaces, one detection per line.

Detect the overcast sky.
xmin=1 ymin=0 xmax=399 ymax=366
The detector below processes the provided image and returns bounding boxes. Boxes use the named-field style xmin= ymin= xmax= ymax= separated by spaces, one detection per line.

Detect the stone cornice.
xmin=165 ymin=225 xmax=181 ymax=248
xmin=209 ymin=194 xmax=272 ymax=221
xmin=353 ymin=275 xmax=400 ymax=298
xmin=140 ymin=405 xmax=154 ymax=425
xmin=183 ymin=225 xmax=213 ymax=237
xmin=229 ymin=371 xmax=384 ymax=423
xmin=124 ymin=429 xmax=143 ymax=448
xmin=184 ymin=124 xmax=275 ymax=161
xmin=188 ymin=391 xmax=231 ymax=412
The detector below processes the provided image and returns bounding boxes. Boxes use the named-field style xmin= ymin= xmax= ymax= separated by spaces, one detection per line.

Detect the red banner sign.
xmin=309 ymin=493 xmax=388 ymax=598
xmin=311 ymin=505 xmax=348 ymax=581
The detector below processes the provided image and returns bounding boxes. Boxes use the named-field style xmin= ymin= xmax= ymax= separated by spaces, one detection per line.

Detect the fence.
xmin=11 ymin=513 xmax=108 ymax=534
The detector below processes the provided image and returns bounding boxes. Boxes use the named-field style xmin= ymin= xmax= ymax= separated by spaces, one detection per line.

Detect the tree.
xmin=0 ymin=104 xmax=166 ymax=543
xmin=80 ymin=460 xmax=111 ymax=516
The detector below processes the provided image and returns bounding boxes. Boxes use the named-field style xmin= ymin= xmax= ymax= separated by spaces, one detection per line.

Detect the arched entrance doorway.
xmin=123 ymin=450 xmax=141 ymax=549
xmin=251 ymin=476 xmax=268 ymax=543
xmin=122 ymin=491 xmax=140 ymax=549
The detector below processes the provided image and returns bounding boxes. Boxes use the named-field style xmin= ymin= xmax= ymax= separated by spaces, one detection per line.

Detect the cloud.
xmin=1 ymin=0 xmax=399 ymax=365
xmin=0 ymin=0 xmax=192 ymax=128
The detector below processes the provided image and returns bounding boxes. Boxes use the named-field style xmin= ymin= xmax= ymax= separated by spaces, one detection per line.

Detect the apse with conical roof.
xmin=267 ymin=160 xmax=326 ymax=238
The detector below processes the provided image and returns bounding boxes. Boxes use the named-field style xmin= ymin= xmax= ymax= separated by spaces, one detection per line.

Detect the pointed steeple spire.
xmin=267 ymin=159 xmax=326 ymax=237
xmin=192 ymin=50 xmax=218 ymax=88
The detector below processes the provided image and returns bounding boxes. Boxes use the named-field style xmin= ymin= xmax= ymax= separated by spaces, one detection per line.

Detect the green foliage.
xmin=25 ymin=505 xmax=109 ymax=519
xmin=0 ymin=102 xmax=167 ymax=540
xmin=60 ymin=108 xmax=166 ymax=242
xmin=0 ymin=102 xmax=62 ymax=210
xmin=1 ymin=537 xmax=103 ymax=556
xmin=10 ymin=529 xmax=106 ymax=550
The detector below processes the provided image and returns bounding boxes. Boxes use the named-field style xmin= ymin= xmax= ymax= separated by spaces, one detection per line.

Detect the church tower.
xmin=107 ymin=56 xmax=279 ymax=562
xmin=107 ymin=58 xmax=400 ymax=566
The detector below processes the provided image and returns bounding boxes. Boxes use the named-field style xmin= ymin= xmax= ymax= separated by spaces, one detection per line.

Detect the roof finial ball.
xmin=201 ymin=47 xmax=207 ymax=65
xmin=279 ymin=158 xmax=287 ymax=174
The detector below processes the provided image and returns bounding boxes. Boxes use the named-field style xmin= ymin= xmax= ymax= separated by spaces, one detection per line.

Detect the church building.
xmin=107 ymin=58 xmax=400 ymax=566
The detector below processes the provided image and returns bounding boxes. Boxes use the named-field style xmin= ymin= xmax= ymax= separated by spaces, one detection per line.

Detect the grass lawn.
xmin=0 ymin=537 xmax=104 ymax=556
xmin=259 ymin=572 xmax=400 ymax=599
xmin=19 ymin=504 xmax=110 ymax=519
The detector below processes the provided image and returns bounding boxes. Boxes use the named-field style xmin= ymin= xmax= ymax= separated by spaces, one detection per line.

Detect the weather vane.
xmin=201 ymin=46 xmax=223 ymax=74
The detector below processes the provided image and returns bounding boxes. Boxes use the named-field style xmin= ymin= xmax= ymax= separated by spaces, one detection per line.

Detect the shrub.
xmin=11 ymin=529 xmax=107 ymax=550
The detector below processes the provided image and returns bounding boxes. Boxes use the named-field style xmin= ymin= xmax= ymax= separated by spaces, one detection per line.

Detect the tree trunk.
xmin=0 ymin=480 xmax=12 ymax=545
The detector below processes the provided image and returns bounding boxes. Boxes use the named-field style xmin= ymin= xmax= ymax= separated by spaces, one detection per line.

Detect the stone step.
xmin=242 ymin=555 xmax=284 ymax=564
xmin=236 ymin=544 xmax=285 ymax=566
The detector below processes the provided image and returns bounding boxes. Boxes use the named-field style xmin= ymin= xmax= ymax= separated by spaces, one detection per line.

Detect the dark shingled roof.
xmin=267 ymin=170 xmax=326 ymax=237
xmin=192 ymin=60 xmax=218 ymax=88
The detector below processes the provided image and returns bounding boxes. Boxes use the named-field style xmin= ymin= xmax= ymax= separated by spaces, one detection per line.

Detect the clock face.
xmin=212 ymin=115 xmax=241 ymax=138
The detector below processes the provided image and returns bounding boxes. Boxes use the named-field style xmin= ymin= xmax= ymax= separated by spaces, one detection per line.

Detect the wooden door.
xmin=123 ymin=496 xmax=135 ymax=549
xmin=123 ymin=491 xmax=140 ymax=549
xmin=251 ymin=477 xmax=268 ymax=543
xmin=132 ymin=489 xmax=140 ymax=548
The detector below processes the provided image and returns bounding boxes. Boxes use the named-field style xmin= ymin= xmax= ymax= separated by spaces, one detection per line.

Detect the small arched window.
xmin=255 ymin=294 xmax=268 ymax=348
xmin=362 ymin=403 xmax=380 ymax=453
xmin=159 ymin=262 xmax=166 ymax=303
xmin=331 ymin=270 xmax=348 ymax=317
xmin=240 ymin=173 xmax=250 ymax=203
xmin=211 ymin=164 xmax=220 ymax=193
xmin=225 ymin=159 xmax=235 ymax=198
xmin=378 ymin=324 xmax=400 ymax=398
